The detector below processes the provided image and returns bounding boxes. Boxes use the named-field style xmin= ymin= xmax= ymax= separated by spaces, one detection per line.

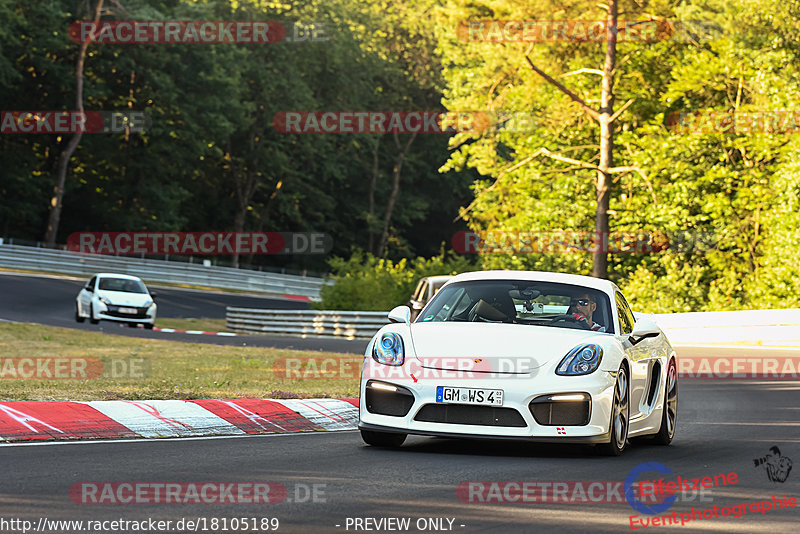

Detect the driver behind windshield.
xmin=568 ymin=293 xmax=606 ymax=332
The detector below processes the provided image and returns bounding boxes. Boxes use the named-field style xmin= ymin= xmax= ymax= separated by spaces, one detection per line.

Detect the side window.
xmin=616 ymin=292 xmax=634 ymax=335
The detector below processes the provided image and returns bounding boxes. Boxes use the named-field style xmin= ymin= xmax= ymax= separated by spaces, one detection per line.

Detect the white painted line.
xmin=0 ymin=430 xmax=359 ymax=447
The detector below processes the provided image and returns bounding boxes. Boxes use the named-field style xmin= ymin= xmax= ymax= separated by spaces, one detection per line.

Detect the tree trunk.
xmin=229 ymin=136 xmax=259 ymax=269
xmin=367 ymin=136 xmax=381 ymax=254
xmin=231 ymin=168 xmax=258 ymax=268
xmin=44 ymin=0 xmax=105 ymax=247
xmin=593 ymin=0 xmax=618 ymax=279
xmin=377 ymin=132 xmax=416 ymax=257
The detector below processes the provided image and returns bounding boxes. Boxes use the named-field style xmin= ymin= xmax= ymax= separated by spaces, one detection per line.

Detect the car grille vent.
xmin=414 ymin=404 xmax=526 ymax=427
xmin=529 ymin=395 xmax=591 ymax=426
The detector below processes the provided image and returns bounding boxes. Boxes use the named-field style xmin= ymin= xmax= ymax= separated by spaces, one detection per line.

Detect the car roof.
xmin=445 ymin=270 xmax=617 ymax=294
xmin=92 ymin=273 xmax=144 ymax=281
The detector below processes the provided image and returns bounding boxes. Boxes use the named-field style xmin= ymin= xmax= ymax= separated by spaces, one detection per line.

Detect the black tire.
xmin=651 ymin=359 xmax=677 ymax=445
xmin=75 ymin=304 xmax=85 ymax=323
xmin=144 ymin=323 xmax=154 ymax=330
xmin=597 ymin=365 xmax=629 ymax=456
xmin=360 ymin=429 xmax=407 ymax=447
xmin=89 ymin=303 xmax=99 ymax=324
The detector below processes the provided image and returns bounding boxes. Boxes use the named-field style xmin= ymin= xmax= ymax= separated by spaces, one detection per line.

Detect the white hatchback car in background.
xmin=75 ymin=273 xmax=157 ymax=328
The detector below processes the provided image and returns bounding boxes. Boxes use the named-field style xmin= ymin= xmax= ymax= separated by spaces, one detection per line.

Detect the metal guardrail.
xmin=226 ymin=308 xmax=388 ymax=339
xmin=0 ymin=243 xmax=325 ymax=299
xmin=227 ymin=307 xmax=800 ymax=345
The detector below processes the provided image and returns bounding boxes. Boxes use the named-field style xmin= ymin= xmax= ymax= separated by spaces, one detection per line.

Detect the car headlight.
xmin=98 ymin=296 xmax=112 ymax=305
xmin=372 ymin=332 xmax=404 ymax=366
xmin=143 ymin=300 xmax=153 ymax=308
xmin=556 ymin=344 xmax=603 ymax=376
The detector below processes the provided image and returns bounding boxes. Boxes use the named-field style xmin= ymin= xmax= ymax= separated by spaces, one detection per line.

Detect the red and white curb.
xmin=0 ymin=398 xmax=358 ymax=442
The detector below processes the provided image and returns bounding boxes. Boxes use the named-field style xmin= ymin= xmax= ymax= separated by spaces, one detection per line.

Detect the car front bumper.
xmin=358 ymin=362 xmax=618 ymax=443
xmin=96 ymin=303 xmax=156 ymax=324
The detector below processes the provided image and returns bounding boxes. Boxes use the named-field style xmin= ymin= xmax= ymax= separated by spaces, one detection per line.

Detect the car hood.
xmin=95 ymin=290 xmax=152 ymax=306
xmin=408 ymin=322 xmax=604 ymax=373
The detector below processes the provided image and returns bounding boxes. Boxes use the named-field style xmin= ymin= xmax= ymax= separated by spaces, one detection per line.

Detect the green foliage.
xmin=318 ymin=250 xmax=476 ymax=311
xmin=0 ymin=0 xmax=473 ymax=271
xmin=3 ymin=0 xmax=800 ymax=312
xmin=435 ymin=0 xmax=800 ymax=312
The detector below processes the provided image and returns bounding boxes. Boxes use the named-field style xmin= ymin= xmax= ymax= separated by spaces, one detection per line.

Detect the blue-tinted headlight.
xmin=372 ymin=332 xmax=404 ymax=366
xmin=556 ymin=344 xmax=603 ymax=376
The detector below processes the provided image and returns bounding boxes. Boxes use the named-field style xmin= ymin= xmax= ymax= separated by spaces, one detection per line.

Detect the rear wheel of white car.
xmin=651 ymin=359 xmax=677 ymax=445
xmin=360 ymin=429 xmax=406 ymax=447
xmin=89 ymin=303 xmax=99 ymax=324
xmin=75 ymin=304 xmax=85 ymax=323
xmin=597 ymin=365 xmax=629 ymax=456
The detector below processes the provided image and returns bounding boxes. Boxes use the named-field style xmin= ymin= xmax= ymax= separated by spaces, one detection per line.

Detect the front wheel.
xmin=144 ymin=323 xmax=154 ymax=330
xmin=360 ymin=429 xmax=406 ymax=447
xmin=651 ymin=359 xmax=677 ymax=445
xmin=597 ymin=365 xmax=629 ymax=456
xmin=89 ymin=303 xmax=99 ymax=324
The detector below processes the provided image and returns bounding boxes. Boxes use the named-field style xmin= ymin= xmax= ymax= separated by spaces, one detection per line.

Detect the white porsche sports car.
xmin=75 ymin=273 xmax=157 ymax=328
xmin=358 ymin=271 xmax=677 ymax=455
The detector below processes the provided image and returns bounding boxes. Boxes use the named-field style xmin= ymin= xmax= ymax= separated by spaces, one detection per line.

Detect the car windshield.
xmin=430 ymin=278 xmax=449 ymax=293
xmin=417 ymin=279 xmax=614 ymax=334
xmin=97 ymin=277 xmax=148 ymax=294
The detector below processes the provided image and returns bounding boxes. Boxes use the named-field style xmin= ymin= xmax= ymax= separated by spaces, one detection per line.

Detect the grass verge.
xmin=0 ymin=323 xmax=360 ymax=401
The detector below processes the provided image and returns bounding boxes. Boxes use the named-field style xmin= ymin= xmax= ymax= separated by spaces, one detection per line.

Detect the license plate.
xmin=436 ymin=386 xmax=503 ymax=406
xmin=119 ymin=307 xmax=137 ymax=314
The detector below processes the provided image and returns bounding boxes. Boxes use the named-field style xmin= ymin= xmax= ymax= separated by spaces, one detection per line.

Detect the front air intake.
xmin=414 ymin=404 xmax=526 ymax=427
xmin=529 ymin=393 xmax=591 ymax=426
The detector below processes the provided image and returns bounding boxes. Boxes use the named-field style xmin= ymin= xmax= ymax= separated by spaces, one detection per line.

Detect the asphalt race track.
xmin=2 ymin=380 xmax=798 ymax=533
xmin=1 ymin=271 xmax=799 ymax=532
xmin=0 ymin=272 xmax=368 ymax=353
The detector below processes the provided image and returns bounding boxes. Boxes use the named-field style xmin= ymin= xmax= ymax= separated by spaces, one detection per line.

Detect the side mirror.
xmin=629 ymin=316 xmax=661 ymax=345
xmin=387 ymin=305 xmax=411 ymax=324
xmin=149 ymin=292 xmax=158 ymax=299
xmin=85 ymin=285 xmax=94 ymax=292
